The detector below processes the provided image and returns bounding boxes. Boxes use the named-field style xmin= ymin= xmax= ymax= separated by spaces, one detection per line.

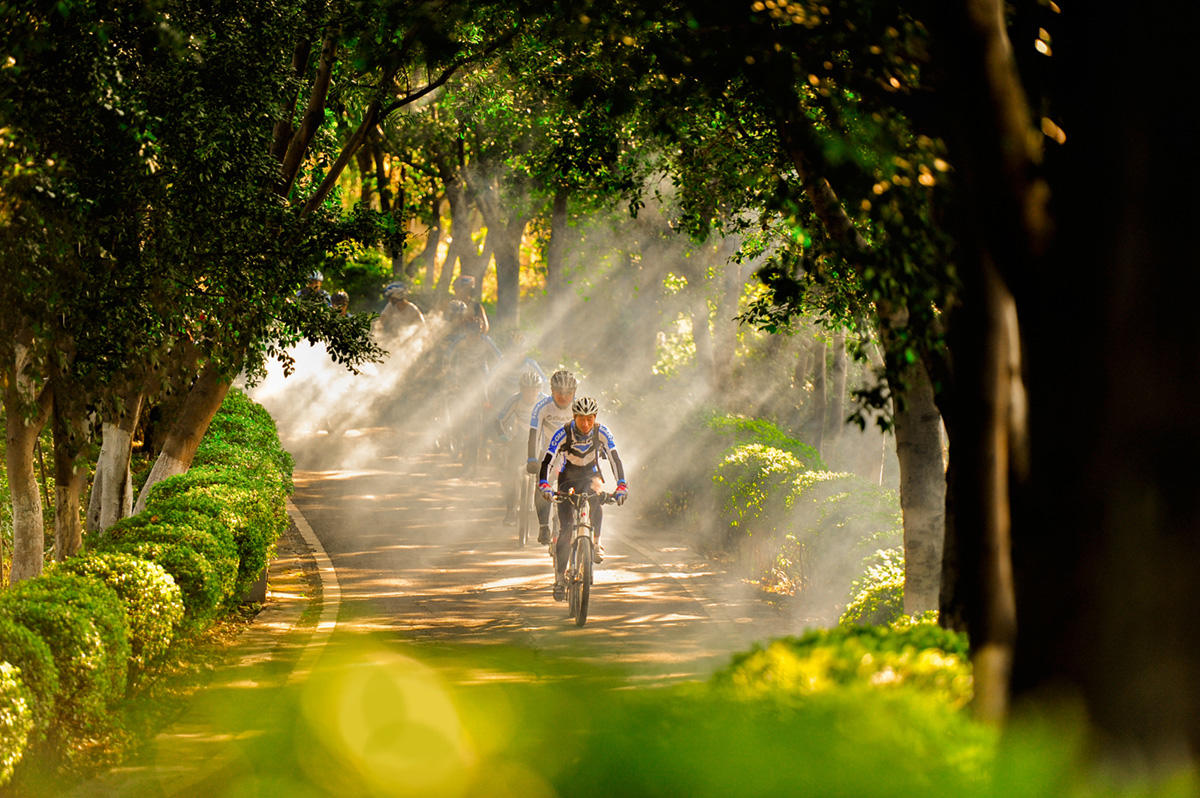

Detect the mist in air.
xmin=246 ymin=193 xmax=900 ymax=632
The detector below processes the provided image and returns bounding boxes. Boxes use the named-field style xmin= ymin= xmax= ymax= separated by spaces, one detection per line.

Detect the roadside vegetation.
xmin=3 ymin=0 xmax=1197 ymax=792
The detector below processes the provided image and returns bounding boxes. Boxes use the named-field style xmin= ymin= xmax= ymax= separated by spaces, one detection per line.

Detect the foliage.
xmin=193 ymin=388 xmax=294 ymax=486
xmin=840 ymin=547 xmax=905 ymax=626
xmin=705 ymin=412 xmax=823 ymax=468
xmin=713 ymin=440 xmax=900 ymax=598
xmin=0 ymin=617 xmax=56 ymax=743
xmin=0 ymin=661 xmax=33 ymax=786
xmin=56 ymin=552 xmax=184 ymax=678
xmin=716 ymin=617 xmax=972 ymax=710
xmin=0 ymin=571 xmax=130 ymax=736
xmin=92 ymin=518 xmax=238 ymax=628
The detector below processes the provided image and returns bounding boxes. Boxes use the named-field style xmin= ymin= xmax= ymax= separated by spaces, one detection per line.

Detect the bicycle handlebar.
xmin=552 ymin=488 xmax=617 ymax=505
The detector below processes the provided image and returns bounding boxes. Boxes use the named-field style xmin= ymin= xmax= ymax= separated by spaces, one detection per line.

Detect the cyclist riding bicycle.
xmin=538 ymin=395 xmax=628 ymax=600
xmin=527 ymin=370 xmax=578 ymax=544
xmin=496 ymin=370 xmax=546 ymax=524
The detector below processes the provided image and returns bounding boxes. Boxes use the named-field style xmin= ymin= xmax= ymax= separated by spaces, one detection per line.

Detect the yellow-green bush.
xmin=0 ymin=617 xmax=57 ymax=742
xmin=57 ymin=552 xmax=185 ymax=678
xmin=840 ymin=547 xmax=905 ymax=626
xmin=0 ymin=572 xmax=130 ymax=736
xmin=0 ymin=661 xmax=33 ymax=786
xmin=716 ymin=617 xmax=972 ymax=710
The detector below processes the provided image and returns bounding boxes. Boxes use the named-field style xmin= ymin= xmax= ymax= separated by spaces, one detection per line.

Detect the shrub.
xmin=0 ymin=618 xmax=58 ymax=740
xmin=194 ymin=387 xmax=293 ymax=485
xmin=840 ymin=548 xmax=905 ymax=626
xmin=57 ymin=552 xmax=185 ymax=677
xmin=103 ymin=541 xmax=224 ymax=629
xmin=93 ymin=515 xmax=239 ymax=607
xmin=0 ymin=572 xmax=130 ymax=733
xmin=716 ymin=618 xmax=972 ymax=709
xmin=146 ymin=471 xmax=287 ymax=603
xmin=0 ymin=662 xmax=33 ymax=786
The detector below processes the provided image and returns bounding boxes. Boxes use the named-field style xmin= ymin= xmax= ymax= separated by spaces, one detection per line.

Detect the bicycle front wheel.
xmin=574 ymin=537 xmax=593 ymax=627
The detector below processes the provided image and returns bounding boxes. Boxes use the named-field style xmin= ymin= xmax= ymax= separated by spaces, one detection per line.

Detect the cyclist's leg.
xmin=535 ymin=489 xmax=552 ymax=544
xmin=590 ymin=493 xmax=605 ymax=562
xmin=554 ymin=495 xmax=574 ymax=582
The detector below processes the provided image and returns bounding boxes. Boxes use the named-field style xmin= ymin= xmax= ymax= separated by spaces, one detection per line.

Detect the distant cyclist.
xmin=378 ymin=280 xmax=426 ymax=334
xmin=331 ymin=290 xmax=350 ymax=316
xmin=538 ymin=395 xmax=628 ymax=599
xmin=451 ymin=274 xmax=489 ymax=336
xmin=527 ymin=369 xmax=578 ymax=544
xmin=296 ymin=270 xmax=331 ymax=306
xmin=495 ymin=370 xmax=546 ymax=524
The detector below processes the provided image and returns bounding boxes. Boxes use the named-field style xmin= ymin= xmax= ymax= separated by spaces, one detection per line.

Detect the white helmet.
xmin=549 ymin=370 xmax=576 ymax=393
xmin=519 ymin=370 xmax=542 ymax=389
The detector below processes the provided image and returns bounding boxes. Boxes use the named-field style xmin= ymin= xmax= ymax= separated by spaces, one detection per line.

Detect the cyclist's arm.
xmin=538 ymin=427 xmax=567 ymax=485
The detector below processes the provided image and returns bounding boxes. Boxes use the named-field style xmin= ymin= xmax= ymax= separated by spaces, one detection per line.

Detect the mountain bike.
xmin=552 ymin=488 xmax=616 ymax=627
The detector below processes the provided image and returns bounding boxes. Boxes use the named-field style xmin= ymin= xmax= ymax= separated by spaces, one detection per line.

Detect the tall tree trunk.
xmin=824 ymin=329 xmax=848 ymax=450
xmin=938 ymin=257 xmax=1019 ymax=724
xmin=133 ymin=365 xmax=230 ymax=513
xmin=416 ymin=198 xmax=443 ymax=283
xmin=492 ymin=215 xmax=527 ymax=331
xmin=803 ymin=337 xmax=827 ymax=456
xmin=50 ymin=404 xmax=87 ymax=561
xmin=87 ymin=392 xmax=143 ymax=534
xmin=1010 ymin=3 xmax=1200 ymax=765
xmin=544 ymin=188 xmax=569 ymax=298
xmin=434 ymin=181 xmax=471 ymax=297
xmin=3 ymin=364 xmax=52 ymax=584
xmin=888 ymin=354 xmax=945 ymax=615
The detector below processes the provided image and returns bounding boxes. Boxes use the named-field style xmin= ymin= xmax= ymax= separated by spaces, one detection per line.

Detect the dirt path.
xmin=288 ymin=422 xmax=813 ymax=686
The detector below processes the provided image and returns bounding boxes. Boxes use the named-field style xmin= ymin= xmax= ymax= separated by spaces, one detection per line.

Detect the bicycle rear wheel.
xmin=517 ymin=476 xmax=532 ymax=546
xmin=574 ymin=538 xmax=593 ymax=627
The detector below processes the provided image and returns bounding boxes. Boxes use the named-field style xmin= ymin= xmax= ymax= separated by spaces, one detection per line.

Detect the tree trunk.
xmin=3 ymin=373 xmax=52 ymax=584
xmin=87 ymin=392 xmax=143 ymax=534
xmin=804 ymin=337 xmax=827 ymax=456
xmin=1008 ymin=3 xmax=1200 ymax=765
xmin=824 ymin=329 xmax=848 ymax=450
xmin=133 ymin=366 xmax=230 ymax=513
xmin=434 ymin=181 xmax=471 ymax=297
xmin=50 ymin=405 xmax=88 ymax=561
xmin=888 ymin=354 xmax=945 ymax=615
xmin=492 ymin=216 xmax=527 ymax=331
xmin=544 ymin=188 xmax=569 ymax=298
xmin=938 ymin=256 xmax=1019 ymax=725
xmin=415 ymin=197 xmax=443 ymax=283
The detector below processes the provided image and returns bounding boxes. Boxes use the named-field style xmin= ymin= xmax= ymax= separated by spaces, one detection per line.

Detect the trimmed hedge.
xmin=145 ymin=468 xmax=288 ymax=604
xmin=0 ymin=572 xmax=130 ymax=734
xmin=0 ymin=618 xmax=58 ymax=741
xmin=0 ymin=661 xmax=33 ymax=786
xmin=0 ymin=387 xmax=293 ymax=781
xmin=57 ymin=552 xmax=185 ymax=677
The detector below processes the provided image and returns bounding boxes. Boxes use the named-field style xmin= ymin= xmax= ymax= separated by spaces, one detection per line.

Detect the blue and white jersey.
xmin=529 ymin=394 xmax=575 ymax=453
xmin=544 ymin=421 xmax=619 ymax=476
xmin=497 ymin=391 xmax=545 ymax=439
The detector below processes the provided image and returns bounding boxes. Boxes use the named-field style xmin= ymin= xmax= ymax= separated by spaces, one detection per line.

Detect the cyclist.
xmin=331 ymin=290 xmax=350 ymax=316
xmin=451 ymin=274 xmax=489 ymax=336
xmin=538 ymin=395 xmax=628 ymax=600
xmin=495 ymin=370 xmax=546 ymax=524
xmin=378 ymin=280 xmax=426 ymax=334
xmin=296 ymin=270 xmax=331 ymax=305
xmin=526 ymin=370 xmax=578 ymax=544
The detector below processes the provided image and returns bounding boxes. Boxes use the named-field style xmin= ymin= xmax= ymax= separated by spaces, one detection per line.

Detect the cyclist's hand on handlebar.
xmin=539 ymin=480 xmax=553 ymax=501
xmin=614 ymin=481 xmax=628 ymax=506
xmin=525 ymin=458 xmax=540 ymax=475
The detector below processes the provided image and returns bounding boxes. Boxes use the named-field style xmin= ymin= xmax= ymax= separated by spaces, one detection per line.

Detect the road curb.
xmin=284 ymin=497 xmax=341 ymax=682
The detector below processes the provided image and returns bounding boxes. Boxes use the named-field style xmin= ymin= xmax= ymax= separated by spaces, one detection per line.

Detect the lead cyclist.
xmin=537 ymin=396 xmax=628 ymax=601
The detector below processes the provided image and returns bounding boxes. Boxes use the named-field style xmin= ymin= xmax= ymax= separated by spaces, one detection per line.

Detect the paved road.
xmin=286 ymin=420 xmax=809 ymax=687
